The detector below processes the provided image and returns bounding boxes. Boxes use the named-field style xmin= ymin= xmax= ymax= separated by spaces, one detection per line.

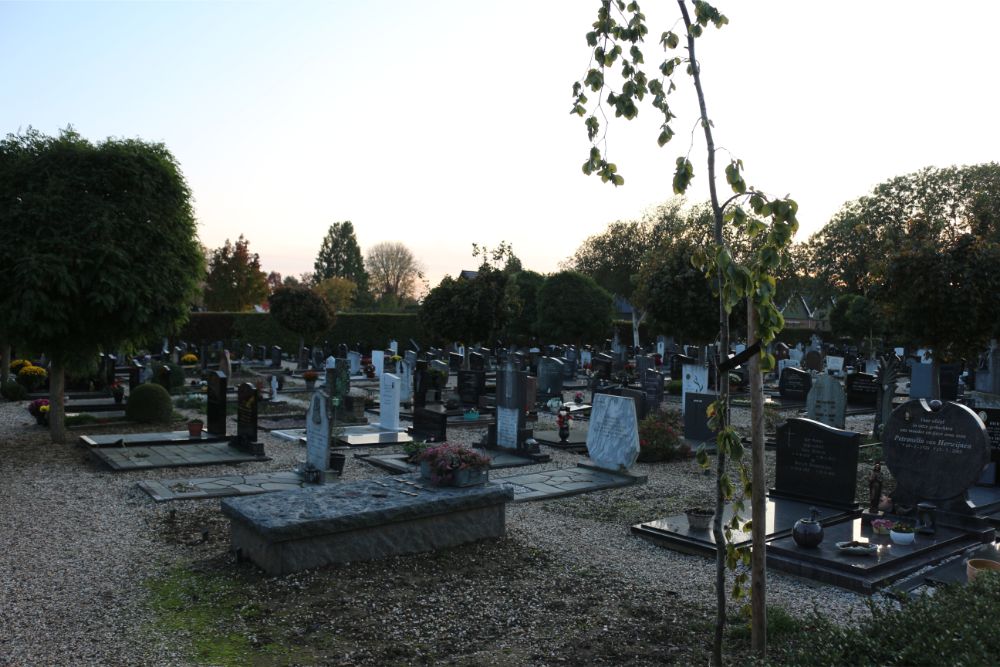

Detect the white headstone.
xmin=681 ymin=363 xmax=709 ymax=414
xmin=389 ymin=339 xmax=398 ymax=354
xmin=580 ymin=350 xmax=593 ymax=366
xmin=347 ymin=351 xmax=362 ymax=375
xmin=586 ymin=393 xmax=640 ymax=471
xmin=894 ymin=347 xmax=905 ymax=357
xmin=656 ymin=340 xmax=666 ymax=357
xmin=372 ymin=350 xmax=385 ymax=377
xmin=377 ymin=373 xmax=401 ymax=431
xmin=496 ymin=406 xmax=520 ymax=449
xmin=219 ymin=349 xmax=232 ymax=378
xmin=398 ymin=360 xmax=413 ymax=401
xmin=305 ymin=392 xmax=330 ymax=480
xmin=788 ymin=348 xmax=804 ymax=362
xmin=825 ymin=355 xmax=844 ymax=374
xmin=270 ymin=375 xmax=280 ymax=401
xmin=865 ymin=359 xmax=880 ymax=375
xmin=325 ymin=356 xmax=336 ymax=369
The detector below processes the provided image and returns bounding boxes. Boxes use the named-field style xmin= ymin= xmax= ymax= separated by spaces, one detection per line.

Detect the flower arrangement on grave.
xmin=891 ymin=521 xmax=914 ymax=533
xmin=109 ymin=380 xmax=125 ymax=402
xmin=9 ymin=359 xmax=32 ymax=375
xmin=28 ymin=398 xmax=50 ymax=417
xmin=17 ymin=364 xmax=47 ymax=390
xmin=637 ymin=408 xmax=689 ymax=462
xmin=302 ymin=370 xmax=319 ymax=382
xmin=429 ymin=368 xmax=449 ymax=389
xmin=416 ymin=443 xmax=491 ymax=485
xmin=390 ymin=355 xmax=402 ymax=363
xmin=180 ymin=353 xmax=199 ymax=365
xmin=871 ymin=518 xmax=894 ymax=535
xmin=574 ymin=391 xmax=584 ymax=404
xmin=402 ymin=441 xmax=431 ymax=463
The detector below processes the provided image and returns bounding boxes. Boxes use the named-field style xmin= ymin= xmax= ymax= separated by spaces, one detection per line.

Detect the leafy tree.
xmin=268 ymin=286 xmax=334 ymax=353
xmin=266 ymin=271 xmax=283 ymax=293
xmin=365 ymin=241 xmax=423 ymax=305
xmin=313 ymin=276 xmax=357 ymax=313
xmin=633 ymin=238 xmax=718 ymax=342
xmin=0 ymin=127 xmax=203 ymax=442
xmin=829 ymin=293 xmax=881 ymax=345
xmin=535 ymin=271 xmax=613 ymax=345
xmin=419 ymin=265 xmax=514 ymax=345
xmin=505 ymin=270 xmax=545 ymax=343
xmin=570 ymin=2 xmax=799 ymax=659
xmin=203 ymin=235 xmax=268 ymax=312
xmin=314 ymin=221 xmax=368 ymax=293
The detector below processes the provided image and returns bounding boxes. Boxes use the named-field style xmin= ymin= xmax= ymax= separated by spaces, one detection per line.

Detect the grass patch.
xmin=145 ymin=565 xmax=292 ymax=666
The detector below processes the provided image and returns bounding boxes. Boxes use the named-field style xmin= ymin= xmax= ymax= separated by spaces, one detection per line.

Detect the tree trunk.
xmin=631 ymin=309 xmax=643 ymax=351
xmin=0 ymin=342 xmax=9 ymax=383
xmin=748 ymin=301 xmax=767 ymax=656
xmin=49 ymin=360 xmax=66 ymax=444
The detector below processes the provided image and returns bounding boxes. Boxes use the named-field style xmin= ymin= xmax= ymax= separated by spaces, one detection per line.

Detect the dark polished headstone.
xmin=883 ymin=399 xmax=989 ymax=508
xmin=457 ymin=370 xmax=487 ymax=406
xmin=232 ymin=382 xmax=263 ymax=454
xmin=411 ymin=407 xmax=448 ymax=442
xmin=779 ymin=367 xmax=812 ymax=401
xmin=683 ymin=392 xmax=716 ymax=444
xmin=642 ymin=369 xmax=665 ymax=410
xmin=940 ymin=363 xmax=960 ymax=401
xmin=845 ymin=372 xmax=878 ymax=405
xmin=469 ymin=351 xmax=486 ymax=372
xmin=772 ymin=418 xmax=860 ymax=508
xmin=621 ymin=387 xmax=648 ymax=421
xmin=536 ymin=357 xmax=564 ymax=398
xmin=206 ymin=371 xmax=227 ymax=436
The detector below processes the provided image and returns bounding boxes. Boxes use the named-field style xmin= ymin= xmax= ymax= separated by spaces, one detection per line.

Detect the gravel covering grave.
xmin=0 ymin=393 xmax=883 ymax=665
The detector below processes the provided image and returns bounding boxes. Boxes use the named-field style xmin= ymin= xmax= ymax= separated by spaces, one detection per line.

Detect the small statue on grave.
xmin=868 ymin=460 xmax=883 ymax=514
xmin=556 ymin=405 xmax=571 ymax=443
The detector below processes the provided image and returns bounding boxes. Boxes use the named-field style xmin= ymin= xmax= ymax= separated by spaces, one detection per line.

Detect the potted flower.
xmin=402 ymin=441 xmax=431 ymax=464
xmin=17 ymin=364 xmax=48 ymax=391
xmin=416 ymin=443 xmax=491 ymax=486
xmin=574 ymin=391 xmax=584 ymax=404
xmin=109 ymin=380 xmax=125 ymax=404
xmin=684 ymin=507 xmax=714 ymax=532
xmin=187 ymin=418 xmax=204 ymax=438
xmin=871 ymin=518 xmax=894 ymax=536
xmin=180 ymin=353 xmax=199 ymax=366
xmin=890 ymin=521 xmax=915 ymax=545
xmin=302 ymin=370 xmax=319 ymax=391
xmin=28 ymin=398 xmax=50 ymax=426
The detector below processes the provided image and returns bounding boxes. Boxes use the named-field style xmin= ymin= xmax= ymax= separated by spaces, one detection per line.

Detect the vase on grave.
xmin=792 ymin=507 xmax=824 ymax=548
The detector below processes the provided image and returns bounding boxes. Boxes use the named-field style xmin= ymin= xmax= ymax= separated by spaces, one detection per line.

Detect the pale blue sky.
xmin=3 ymin=1 xmax=999 ymax=287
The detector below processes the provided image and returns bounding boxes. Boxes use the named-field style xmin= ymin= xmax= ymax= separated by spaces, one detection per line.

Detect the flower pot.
xmin=452 ymin=467 xmax=489 ymax=487
xmin=967 ymin=558 xmax=1000 ymax=582
xmin=890 ymin=529 xmax=915 ymax=545
xmin=793 ymin=508 xmax=824 ymax=548
xmin=685 ymin=508 xmax=714 ymax=532
xmin=187 ymin=421 xmax=204 ymax=438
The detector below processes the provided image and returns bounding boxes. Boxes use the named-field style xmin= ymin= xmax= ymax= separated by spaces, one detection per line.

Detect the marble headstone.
xmin=347 ymin=351 xmax=362 ymax=376
xmin=372 ymin=350 xmax=385 ymax=377
xmin=305 ymin=392 xmax=331 ymax=482
xmin=586 ymin=393 xmax=640 ymax=471
xmin=806 ymin=374 xmax=847 ymax=429
xmin=378 ymin=373 xmax=401 ymax=431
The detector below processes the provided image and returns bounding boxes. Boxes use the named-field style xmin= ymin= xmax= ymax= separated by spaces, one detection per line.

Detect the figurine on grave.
xmin=556 ymin=405 xmax=571 ymax=443
xmin=868 ymin=461 xmax=883 ymax=514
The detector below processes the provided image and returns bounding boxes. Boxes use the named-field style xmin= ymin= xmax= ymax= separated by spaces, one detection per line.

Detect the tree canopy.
xmin=365 ymin=241 xmax=423 ymax=305
xmin=203 ymin=235 xmax=268 ymax=311
xmin=268 ymin=286 xmax=333 ymax=342
xmin=633 ymin=238 xmax=719 ymax=343
xmin=314 ymin=221 xmax=368 ymax=292
xmin=313 ymin=276 xmax=357 ymax=313
xmin=535 ymin=271 xmax=613 ymax=345
xmin=0 ymin=127 xmax=203 ymax=441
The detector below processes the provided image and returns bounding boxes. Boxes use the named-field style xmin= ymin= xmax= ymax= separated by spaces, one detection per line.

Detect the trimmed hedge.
xmin=176 ymin=312 xmax=427 ymax=352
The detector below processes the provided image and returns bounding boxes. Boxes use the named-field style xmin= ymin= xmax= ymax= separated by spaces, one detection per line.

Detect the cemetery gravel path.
xmin=1 ymin=397 xmax=880 ymax=666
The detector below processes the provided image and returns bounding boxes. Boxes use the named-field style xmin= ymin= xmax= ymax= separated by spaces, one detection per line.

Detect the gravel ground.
xmin=0 ymin=387 xmax=880 ymax=666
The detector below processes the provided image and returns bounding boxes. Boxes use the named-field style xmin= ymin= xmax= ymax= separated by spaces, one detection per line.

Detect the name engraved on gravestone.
xmin=883 ymin=399 xmax=989 ymax=505
xmin=806 ymin=374 xmax=846 ymax=429
xmin=306 ymin=392 xmax=330 ymax=480
xmin=779 ymin=367 xmax=812 ymax=401
xmin=846 ymin=372 xmax=878 ymax=405
xmin=683 ymin=392 xmax=717 ymax=444
xmin=496 ymin=406 xmax=520 ymax=449
xmin=206 ymin=371 xmax=227 ymax=436
xmin=586 ymin=393 xmax=640 ymax=471
xmin=772 ymin=418 xmax=860 ymax=507
xmin=976 ymin=408 xmax=1000 ymax=451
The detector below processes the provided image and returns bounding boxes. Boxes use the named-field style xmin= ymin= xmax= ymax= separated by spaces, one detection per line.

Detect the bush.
xmin=126 ymin=383 xmax=174 ymax=423
xmin=149 ymin=361 xmax=185 ymax=391
xmin=637 ymin=408 xmax=688 ymax=462
xmin=17 ymin=364 xmax=48 ymax=390
xmin=1 ymin=380 xmax=27 ymax=401
xmin=666 ymin=379 xmax=682 ymax=395
xmin=9 ymin=359 xmax=32 ymax=375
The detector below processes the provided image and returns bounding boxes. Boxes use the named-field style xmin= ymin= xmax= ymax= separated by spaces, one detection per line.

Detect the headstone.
xmin=156 ymin=365 xmax=172 ymax=392
xmin=372 ymin=350 xmax=385 ymax=377
xmin=270 ymin=345 xmax=283 ymax=369
xmin=586 ymin=393 xmax=640 ymax=471
xmin=305 ymin=391 xmax=331 ymax=482
xmin=378 ymin=373 xmax=401 ymax=431
xmin=536 ymin=357 xmax=565 ymax=398
xmin=495 ymin=367 xmax=527 ymax=450
xmin=772 ymin=418 xmax=860 ymax=508
xmin=825 ymin=355 xmax=844 ymax=374
xmin=865 ymin=358 xmax=880 ymax=375
xmin=206 ymin=371 xmax=227 ymax=436
xmin=232 ymin=382 xmax=263 ymax=454
xmin=219 ymin=349 xmax=232 ymax=378
xmin=806 ymin=374 xmax=847 ymax=429
xmin=398 ymin=360 xmax=413 ymax=402
xmin=681 ymin=363 xmax=709 ymax=414
xmin=940 ymin=363 xmax=960 ymax=401
xmin=580 ymin=349 xmax=593 ymax=367
xmin=778 ymin=367 xmax=812 ymax=401
xmin=642 ymin=369 xmax=665 ymax=410
xmin=347 ymin=351 xmax=362 ymax=376
xmin=910 ymin=364 xmax=933 ymax=399
xmin=448 ymin=352 xmax=463 ymax=372
xmin=389 ymin=339 xmax=398 ymax=354
xmin=803 ymin=349 xmax=823 ymax=372
xmin=787 ymin=347 xmax=804 ymax=363
xmin=469 ymin=351 xmax=486 ymax=372
xmin=670 ymin=353 xmax=697 ymax=380
xmin=524 ymin=376 xmax=537 ymax=412
xmin=845 ymin=372 xmax=878 ymax=406
xmin=883 ymin=399 xmax=990 ymax=509
xmin=621 ymin=386 xmax=648 ymax=421
xmin=591 ymin=354 xmax=613 ymax=380
xmin=684 ymin=393 xmax=716 ymax=443
xmin=297 ymin=345 xmax=310 ymax=371
xmin=128 ymin=359 xmax=143 ymax=391
xmin=313 ymin=348 xmax=324 ymax=370
xmin=411 ymin=408 xmax=447 ymax=442
xmin=327 ymin=361 xmax=350 ymax=403
xmin=270 ymin=375 xmax=280 ymax=401
xmin=244 ymin=343 xmax=253 ymax=361
xmin=457 ymin=369 xmax=487 ymax=406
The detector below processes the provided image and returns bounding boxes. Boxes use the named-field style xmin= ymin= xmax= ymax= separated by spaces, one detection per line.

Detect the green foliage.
xmin=1 ymin=380 xmax=28 ymax=401
xmin=505 ymin=270 xmax=545 ymax=343
xmin=148 ymin=361 xmax=185 ymax=391
xmin=268 ymin=286 xmax=333 ymax=340
xmin=203 ymin=235 xmax=269 ymax=312
xmin=535 ymin=271 xmax=613 ymax=344
xmin=766 ymin=575 xmax=1000 ymax=666
xmin=666 ymin=379 xmax=682 ymax=395
xmin=177 ymin=312 xmax=426 ymax=351
xmin=314 ymin=221 xmax=369 ymax=293
xmin=634 ymin=237 xmax=719 ymax=342
xmin=0 ymin=128 xmax=203 ymax=366
xmin=637 ymin=408 xmax=688 ymax=462
xmin=829 ymin=294 xmax=880 ymax=342
xmin=420 ymin=266 xmax=514 ymax=345
xmin=125 ymin=383 xmax=174 ymax=423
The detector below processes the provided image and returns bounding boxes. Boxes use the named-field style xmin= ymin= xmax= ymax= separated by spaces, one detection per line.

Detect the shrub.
xmin=17 ymin=364 xmax=47 ymax=390
xmin=180 ymin=353 xmax=199 ymax=364
xmin=637 ymin=408 xmax=689 ymax=462
xmin=1 ymin=380 xmax=27 ymax=401
xmin=125 ymin=383 xmax=174 ymax=423
xmin=9 ymin=359 xmax=32 ymax=375
xmin=666 ymin=379 xmax=682 ymax=395
xmin=416 ymin=443 xmax=491 ymax=484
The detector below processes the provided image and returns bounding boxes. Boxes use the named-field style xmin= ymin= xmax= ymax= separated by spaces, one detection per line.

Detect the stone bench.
xmin=221 ymin=474 xmax=514 ymax=575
